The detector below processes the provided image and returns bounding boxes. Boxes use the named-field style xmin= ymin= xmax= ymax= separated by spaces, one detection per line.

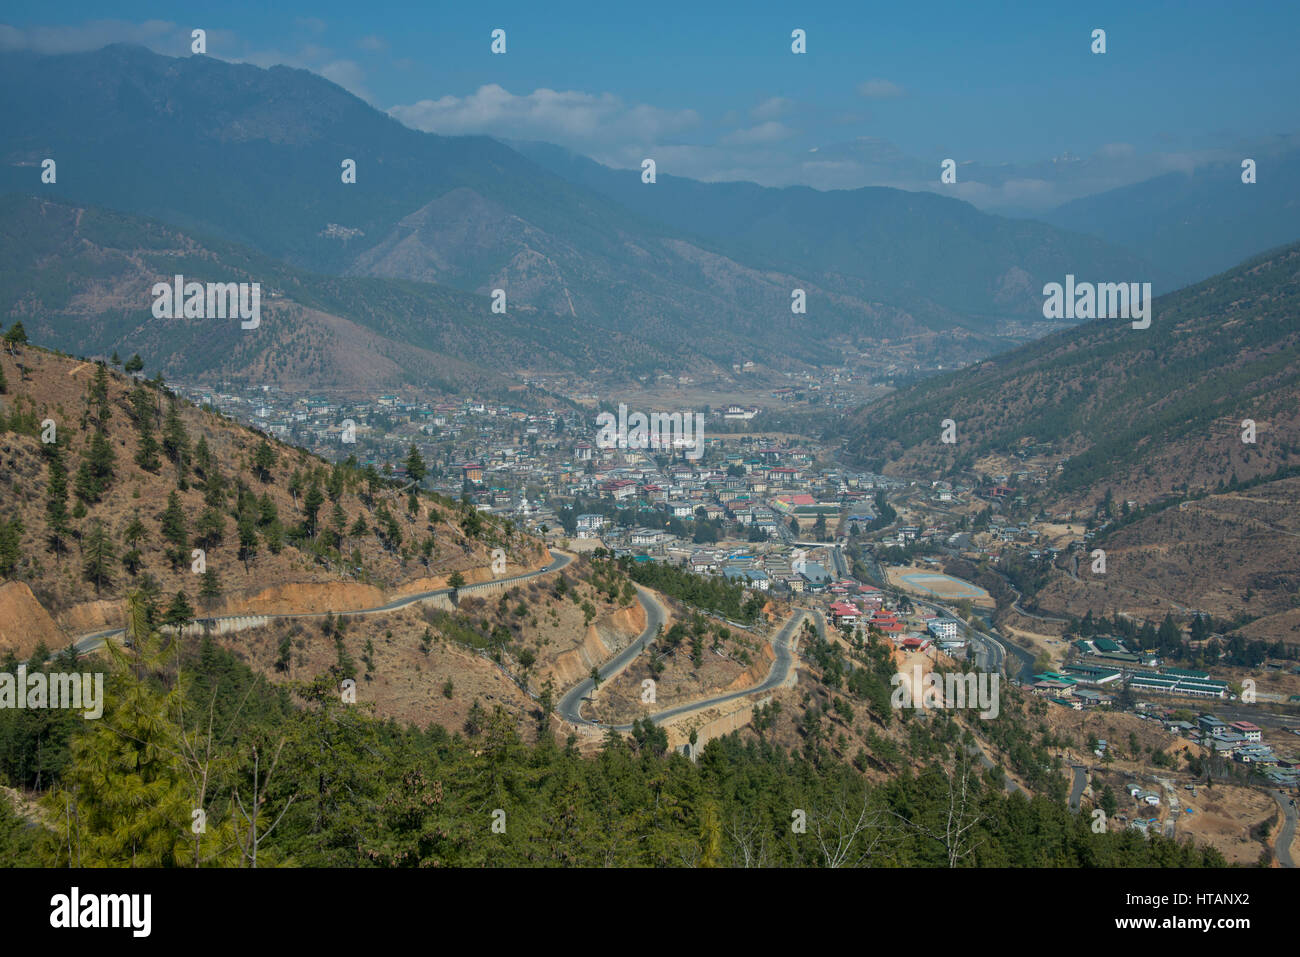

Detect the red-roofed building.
xmin=600 ymin=479 xmax=638 ymax=500
xmin=829 ymin=601 xmax=859 ymax=625
xmin=1229 ymin=721 xmax=1262 ymax=742
xmin=869 ymin=612 xmax=903 ymax=634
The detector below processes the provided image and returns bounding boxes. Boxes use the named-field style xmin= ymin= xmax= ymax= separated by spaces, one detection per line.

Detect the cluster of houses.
xmin=823 ymin=586 xmax=971 ymax=657
xmin=1182 ymin=715 xmax=1288 ymax=768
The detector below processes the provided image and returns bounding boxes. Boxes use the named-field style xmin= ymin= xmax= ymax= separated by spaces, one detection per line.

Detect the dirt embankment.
xmin=722 ymin=641 xmax=774 ymax=691
xmin=51 ymin=552 xmax=555 ymax=641
xmin=0 ymin=581 xmax=68 ymax=658
xmin=547 ymin=601 xmax=647 ymax=687
xmin=392 ymin=550 xmax=553 ymax=597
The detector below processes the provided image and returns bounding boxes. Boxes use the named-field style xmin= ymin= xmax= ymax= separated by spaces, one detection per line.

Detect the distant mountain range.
xmin=0 ymin=43 xmax=1173 ymax=380
xmin=0 ymin=195 xmax=659 ymax=395
xmin=1043 ymin=150 xmax=1300 ymax=289
xmin=510 ymin=139 xmax=1168 ymax=326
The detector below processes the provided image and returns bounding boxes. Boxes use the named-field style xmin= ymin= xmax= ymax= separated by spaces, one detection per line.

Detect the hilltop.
xmin=0 ymin=335 xmax=547 ymax=657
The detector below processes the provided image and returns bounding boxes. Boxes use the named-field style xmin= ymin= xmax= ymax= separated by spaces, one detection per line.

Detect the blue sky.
xmin=3 ymin=1 xmax=1297 ymax=211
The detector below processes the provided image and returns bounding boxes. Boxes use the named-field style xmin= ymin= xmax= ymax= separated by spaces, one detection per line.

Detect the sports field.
xmin=886 ymin=565 xmax=995 ymax=608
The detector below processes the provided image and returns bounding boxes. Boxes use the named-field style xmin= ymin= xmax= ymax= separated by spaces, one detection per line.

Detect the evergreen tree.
xmin=252 ymin=440 xmax=276 ymax=483
xmin=81 ymin=521 xmax=117 ymax=594
xmin=195 ymin=505 xmax=225 ymax=549
xmin=134 ymin=426 xmax=161 ymax=473
xmin=0 ymin=518 xmax=22 ymax=578
xmin=199 ymin=567 xmax=222 ymax=604
xmin=237 ymin=513 xmax=259 ymax=570
xmin=43 ymin=445 xmax=71 ymax=557
xmin=40 ymin=592 xmax=232 ymax=867
xmin=163 ymin=590 xmax=195 ymax=629
xmin=404 ymin=444 xmax=427 ymax=484
xmin=162 ymin=402 xmax=190 ymax=468
xmin=303 ymin=482 xmax=325 ymax=536
xmin=73 ymin=427 xmax=116 ymax=503
xmin=193 ymin=435 xmax=214 ymax=478
xmin=88 ymin=363 xmax=111 ymax=423
xmin=160 ymin=490 xmax=189 ymax=567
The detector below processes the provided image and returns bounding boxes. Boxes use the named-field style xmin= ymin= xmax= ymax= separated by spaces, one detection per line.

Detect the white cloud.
xmin=857 ymin=79 xmax=906 ymax=100
xmin=390 ymin=84 xmax=700 ymax=147
xmin=358 ymin=34 xmax=386 ymax=52
xmin=751 ymin=97 xmax=793 ymax=121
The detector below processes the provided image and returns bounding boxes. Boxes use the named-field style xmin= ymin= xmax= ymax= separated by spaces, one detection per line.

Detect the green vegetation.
xmin=0 ymin=615 xmax=1226 ymax=868
xmin=622 ymin=559 xmax=763 ymax=623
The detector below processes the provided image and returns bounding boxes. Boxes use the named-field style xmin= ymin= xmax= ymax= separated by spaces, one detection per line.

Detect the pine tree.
xmin=257 ymin=493 xmax=278 ymax=527
xmin=81 ymin=520 xmax=117 ymax=594
xmin=88 ymin=363 xmax=111 ymax=423
xmin=134 ymin=427 xmax=161 ymax=473
xmin=44 ymin=445 xmax=71 ymax=557
xmin=0 ymin=518 xmax=22 ymax=578
xmin=2 ymin=321 xmax=26 ymax=348
xmin=74 ymin=427 xmax=116 ymax=503
xmin=193 ymin=434 xmax=214 ymax=478
xmin=195 ymin=505 xmax=225 ymax=549
xmin=163 ymin=590 xmax=195 ymax=629
xmin=264 ymin=519 xmax=284 ymax=555
xmin=252 ymin=440 xmax=276 ymax=483
xmin=160 ymin=490 xmax=188 ymax=567
xmin=237 ymin=513 xmax=259 ymax=570
xmin=162 ymin=402 xmax=190 ymax=467
xmin=40 ymin=592 xmax=236 ymax=867
xmin=117 ymin=512 xmax=145 ymax=576
xmin=405 ymin=444 xmax=427 ymax=484
xmin=326 ymin=465 xmax=345 ymax=502
xmin=127 ymin=380 xmax=153 ymax=426
xmin=123 ymin=353 xmax=144 ymax=374
xmin=199 ymin=567 xmax=222 ymax=604
xmin=303 ymin=482 xmax=325 ymax=536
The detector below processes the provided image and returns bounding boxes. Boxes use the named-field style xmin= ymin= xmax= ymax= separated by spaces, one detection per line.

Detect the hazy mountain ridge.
xmin=1044 ymin=150 xmax=1300 ymax=289
xmin=509 ymin=139 xmax=1167 ymax=328
xmin=844 ymin=240 xmax=1300 ymax=500
xmin=0 ymin=194 xmax=674 ymax=391
xmin=1 ymin=44 xmax=1160 ymax=371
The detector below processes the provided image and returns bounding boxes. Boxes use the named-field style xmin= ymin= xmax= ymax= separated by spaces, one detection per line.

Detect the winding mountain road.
xmin=70 ymin=547 xmax=810 ymax=744
xmin=561 ymin=603 xmax=811 ymax=732
xmin=69 ymin=550 xmax=576 ymax=655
